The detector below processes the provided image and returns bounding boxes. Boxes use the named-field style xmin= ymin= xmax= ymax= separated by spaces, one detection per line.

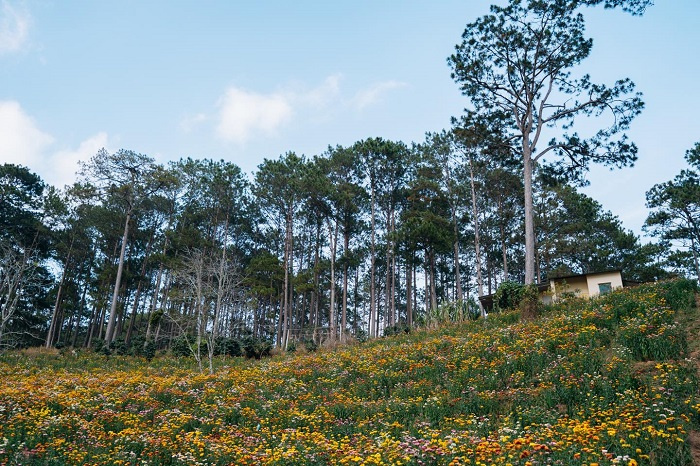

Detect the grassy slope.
xmin=0 ymin=280 xmax=698 ymax=465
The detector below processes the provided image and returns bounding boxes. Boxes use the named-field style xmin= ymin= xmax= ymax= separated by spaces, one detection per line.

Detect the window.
xmin=598 ymin=282 xmax=612 ymax=295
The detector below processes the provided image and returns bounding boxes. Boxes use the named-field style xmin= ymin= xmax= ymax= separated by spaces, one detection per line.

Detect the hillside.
xmin=0 ymin=280 xmax=698 ymax=465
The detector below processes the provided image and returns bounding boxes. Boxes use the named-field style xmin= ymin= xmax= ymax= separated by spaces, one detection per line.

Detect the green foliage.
xmin=142 ymin=341 xmax=156 ymax=361
xmin=493 ymin=281 xmax=524 ymax=311
xmin=519 ymin=283 xmax=542 ymax=320
xmin=286 ymin=340 xmax=297 ymax=353
xmin=170 ymin=335 xmax=192 ymax=358
xmin=303 ymin=339 xmax=318 ymax=353
xmin=241 ymin=336 xmax=272 ymax=359
xmin=215 ymin=337 xmax=242 ymax=357
xmin=425 ymin=299 xmax=477 ymax=328
xmin=645 ymin=142 xmax=700 ymax=278
xmin=354 ymin=328 xmax=368 ymax=343
xmin=383 ymin=323 xmax=411 ymax=337
xmin=658 ymin=278 xmax=698 ymax=311
xmin=93 ymin=340 xmax=112 ymax=356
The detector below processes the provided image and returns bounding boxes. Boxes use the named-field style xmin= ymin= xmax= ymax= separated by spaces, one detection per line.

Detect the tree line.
xmin=1 ymin=0 xmax=697 ymax=359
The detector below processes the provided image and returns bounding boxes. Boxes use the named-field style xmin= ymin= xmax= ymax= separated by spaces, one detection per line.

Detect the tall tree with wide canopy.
xmin=325 ymin=147 xmax=366 ymax=341
xmin=254 ymin=152 xmax=308 ymax=348
xmin=645 ymin=142 xmax=700 ymax=279
xmin=0 ymin=164 xmax=52 ymax=347
xmin=352 ymin=138 xmax=409 ymax=337
xmin=448 ymin=0 xmax=647 ymax=284
xmin=79 ymin=149 xmax=163 ymax=343
xmin=418 ymin=131 xmax=469 ymax=303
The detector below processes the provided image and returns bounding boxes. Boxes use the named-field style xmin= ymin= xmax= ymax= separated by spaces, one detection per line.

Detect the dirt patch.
xmin=631 ymin=360 xmax=658 ymax=375
xmin=690 ymin=431 xmax=700 ymax=465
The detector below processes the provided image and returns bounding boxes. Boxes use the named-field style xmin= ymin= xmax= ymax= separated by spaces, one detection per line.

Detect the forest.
xmin=1 ymin=0 xmax=699 ymax=358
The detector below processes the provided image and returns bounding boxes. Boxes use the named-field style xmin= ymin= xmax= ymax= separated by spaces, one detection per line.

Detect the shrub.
xmin=171 ymin=335 xmax=192 ymax=358
xmin=355 ymin=328 xmax=368 ymax=343
xmin=109 ymin=339 xmax=128 ymax=356
xmin=425 ymin=300 xmax=477 ymax=328
xmin=303 ymin=339 xmax=318 ymax=352
xmin=92 ymin=340 xmax=111 ymax=356
xmin=217 ymin=337 xmax=242 ymax=357
xmin=383 ymin=323 xmax=411 ymax=337
xmin=659 ymin=278 xmax=698 ymax=311
xmin=142 ymin=340 xmax=156 ymax=361
xmin=241 ymin=336 xmax=272 ymax=359
xmin=519 ymin=283 xmax=541 ymax=320
xmin=494 ymin=281 xmax=524 ymax=311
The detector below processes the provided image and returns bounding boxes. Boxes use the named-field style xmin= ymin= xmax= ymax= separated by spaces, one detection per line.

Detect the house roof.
xmin=546 ymin=269 xmax=622 ymax=282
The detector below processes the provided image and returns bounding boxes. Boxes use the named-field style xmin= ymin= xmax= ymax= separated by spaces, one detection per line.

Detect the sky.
xmin=1 ymin=0 xmax=698 ymax=239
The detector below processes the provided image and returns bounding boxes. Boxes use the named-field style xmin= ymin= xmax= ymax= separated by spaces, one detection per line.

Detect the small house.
xmin=541 ymin=270 xmax=624 ymax=304
xmin=479 ymin=270 xmax=627 ymax=311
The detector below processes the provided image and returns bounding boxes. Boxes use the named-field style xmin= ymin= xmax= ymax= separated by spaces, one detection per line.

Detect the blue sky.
xmin=1 ymin=0 xmax=698 ymax=238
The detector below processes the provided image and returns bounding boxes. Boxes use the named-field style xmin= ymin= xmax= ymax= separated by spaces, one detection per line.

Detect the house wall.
xmin=585 ymin=271 xmax=623 ymax=298
xmin=550 ymin=276 xmax=590 ymax=299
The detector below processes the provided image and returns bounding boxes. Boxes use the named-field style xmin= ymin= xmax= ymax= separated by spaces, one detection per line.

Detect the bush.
xmin=126 ymin=335 xmax=157 ymax=360
xmin=519 ymin=284 xmax=541 ymax=320
xmin=171 ymin=335 xmax=192 ymax=358
xmin=92 ymin=340 xmax=112 ymax=356
xmin=383 ymin=323 xmax=411 ymax=337
xmin=494 ymin=281 xmax=524 ymax=311
xmin=659 ymin=278 xmax=698 ymax=311
xmin=215 ymin=337 xmax=242 ymax=357
xmin=142 ymin=340 xmax=156 ymax=361
xmin=303 ymin=339 xmax=318 ymax=352
xmin=109 ymin=339 xmax=128 ymax=356
xmin=241 ymin=336 xmax=272 ymax=359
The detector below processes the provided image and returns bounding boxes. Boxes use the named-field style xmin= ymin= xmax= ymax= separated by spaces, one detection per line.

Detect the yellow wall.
xmin=585 ymin=271 xmax=623 ymax=297
xmin=550 ymin=276 xmax=590 ymax=299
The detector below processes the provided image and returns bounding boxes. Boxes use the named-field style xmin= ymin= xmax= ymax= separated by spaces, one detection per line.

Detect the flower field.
xmin=0 ymin=280 xmax=698 ymax=465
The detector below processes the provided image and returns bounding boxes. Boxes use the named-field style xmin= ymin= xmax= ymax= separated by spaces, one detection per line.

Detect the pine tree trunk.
xmin=341 ymin=231 xmax=349 ymax=341
xmin=369 ymin=186 xmax=377 ymax=338
xmin=406 ymin=260 xmax=412 ymax=327
xmin=500 ymin=202 xmax=509 ymax=282
xmin=105 ymin=210 xmax=131 ymax=343
xmin=312 ymin=222 xmax=321 ymax=343
xmin=45 ymin=235 xmax=74 ymax=348
xmin=281 ymin=208 xmax=293 ymax=349
xmin=452 ymin=208 xmax=463 ymax=302
xmin=327 ymin=219 xmax=338 ymax=341
xmin=468 ymin=152 xmax=486 ymax=317
xmin=523 ymin=151 xmax=536 ymax=285
xmin=390 ymin=209 xmax=396 ymax=326
xmin=430 ymin=249 xmax=438 ymax=312
xmin=424 ymin=249 xmax=430 ymax=314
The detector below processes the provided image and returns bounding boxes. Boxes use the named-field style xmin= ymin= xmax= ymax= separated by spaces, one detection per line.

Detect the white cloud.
xmin=216 ymin=87 xmax=293 ymax=144
xmin=351 ymin=80 xmax=408 ymax=110
xmin=199 ymin=75 xmax=406 ymax=144
xmin=296 ymin=73 xmax=342 ymax=108
xmin=0 ymin=100 xmax=111 ymax=188
xmin=0 ymin=100 xmax=53 ymax=168
xmin=0 ymin=0 xmax=30 ymax=55
xmin=49 ymin=132 xmax=110 ymax=189
xmin=180 ymin=113 xmax=207 ymax=133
